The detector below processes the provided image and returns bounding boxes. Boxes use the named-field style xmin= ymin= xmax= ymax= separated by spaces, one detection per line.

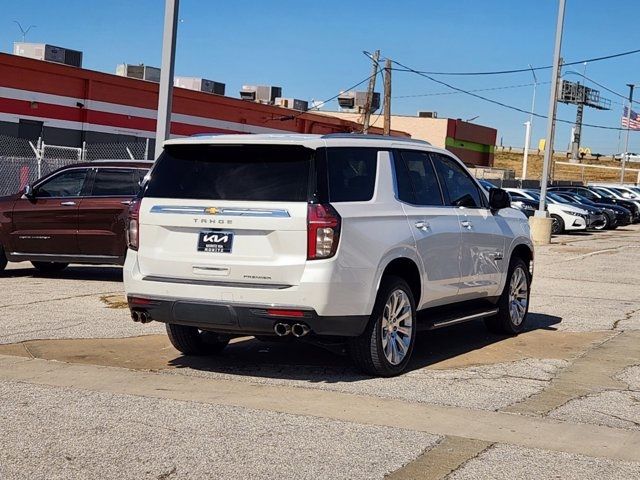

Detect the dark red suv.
xmin=0 ymin=160 xmax=152 ymax=272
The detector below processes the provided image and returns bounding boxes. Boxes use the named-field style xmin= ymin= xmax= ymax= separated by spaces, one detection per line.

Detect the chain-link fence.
xmin=0 ymin=134 xmax=151 ymax=196
xmin=84 ymin=141 xmax=149 ymax=161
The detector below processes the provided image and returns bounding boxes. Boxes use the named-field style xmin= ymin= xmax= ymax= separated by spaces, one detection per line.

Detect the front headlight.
xmin=562 ymin=210 xmax=587 ymax=218
xmin=513 ymin=201 xmax=535 ymax=211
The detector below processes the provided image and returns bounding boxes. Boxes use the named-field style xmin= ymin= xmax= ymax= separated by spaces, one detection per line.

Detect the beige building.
xmin=319 ymin=111 xmax=497 ymax=167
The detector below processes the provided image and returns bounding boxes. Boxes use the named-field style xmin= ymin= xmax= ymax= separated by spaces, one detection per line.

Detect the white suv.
xmin=124 ymin=134 xmax=534 ymax=376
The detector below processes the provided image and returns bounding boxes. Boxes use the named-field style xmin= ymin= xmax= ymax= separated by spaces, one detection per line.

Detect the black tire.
xmin=348 ymin=276 xmax=417 ymax=377
xmin=550 ymin=214 xmax=564 ymax=235
xmin=592 ymin=214 xmax=609 ymax=231
xmin=31 ymin=261 xmax=69 ymax=273
xmin=0 ymin=245 xmax=7 ymax=272
xmin=485 ymin=257 xmax=531 ymax=335
xmin=165 ymin=323 xmax=229 ymax=355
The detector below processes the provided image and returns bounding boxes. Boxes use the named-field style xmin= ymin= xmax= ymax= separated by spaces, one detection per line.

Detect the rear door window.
xmin=90 ymin=168 xmax=139 ymax=196
xmin=325 ymin=147 xmax=378 ymax=202
xmin=145 ymin=145 xmax=313 ymax=201
xmin=393 ymin=150 xmax=443 ymax=206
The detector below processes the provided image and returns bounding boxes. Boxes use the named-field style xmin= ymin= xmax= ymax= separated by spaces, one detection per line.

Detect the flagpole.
xmin=621 ymin=84 xmax=634 ymax=183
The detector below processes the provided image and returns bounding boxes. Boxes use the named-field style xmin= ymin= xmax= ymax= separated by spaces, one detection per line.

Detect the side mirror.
xmin=23 ymin=184 xmax=34 ymax=199
xmin=489 ymin=187 xmax=511 ymax=210
xmin=622 ymin=192 xmax=632 ymax=198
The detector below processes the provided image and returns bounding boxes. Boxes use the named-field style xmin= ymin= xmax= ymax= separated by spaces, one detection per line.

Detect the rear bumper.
xmin=127 ymin=295 xmax=369 ymax=337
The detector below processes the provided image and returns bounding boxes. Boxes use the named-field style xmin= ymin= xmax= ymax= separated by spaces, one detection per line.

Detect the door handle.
xmin=415 ymin=221 xmax=430 ymax=231
xmin=60 ymin=201 xmax=76 ymax=206
xmin=460 ymin=220 xmax=473 ymax=229
xmin=121 ymin=200 xmax=132 ymax=205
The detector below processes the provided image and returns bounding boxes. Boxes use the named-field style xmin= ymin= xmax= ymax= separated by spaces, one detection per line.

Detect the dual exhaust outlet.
xmin=274 ymin=322 xmax=311 ymax=337
xmin=131 ymin=310 xmax=152 ymax=324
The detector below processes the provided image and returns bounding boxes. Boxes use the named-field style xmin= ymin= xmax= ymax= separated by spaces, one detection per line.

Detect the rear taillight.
xmin=126 ymin=199 xmax=141 ymax=251
xmin=307 ymin=203 xmax=341 ymax=260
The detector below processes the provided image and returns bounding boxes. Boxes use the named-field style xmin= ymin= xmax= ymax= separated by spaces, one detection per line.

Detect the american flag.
xmin=621 ymin=107 xmax=640 ymax=130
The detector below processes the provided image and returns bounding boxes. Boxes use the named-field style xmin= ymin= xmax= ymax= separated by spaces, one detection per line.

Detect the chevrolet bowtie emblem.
xmin=205 ymin=207 xmax=219 ymax=215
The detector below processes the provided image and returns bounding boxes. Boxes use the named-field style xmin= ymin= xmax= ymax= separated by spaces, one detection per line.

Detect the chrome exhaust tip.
xmin=274 ymin=322 xmax=291 ymax=336
xmin=291 ymin=323 xmax=311 ymax=337
xmin=139 ymin=312 xmax=151 ymax=324
xmin=131 ymin=311 xmax=141 ymax=322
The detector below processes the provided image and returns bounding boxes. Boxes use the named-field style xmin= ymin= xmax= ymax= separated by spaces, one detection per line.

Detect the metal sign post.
xmin=154 ymin=0 xmax=180 ymax=159
xmin=530 ymin=0 xmax=566 ymax=245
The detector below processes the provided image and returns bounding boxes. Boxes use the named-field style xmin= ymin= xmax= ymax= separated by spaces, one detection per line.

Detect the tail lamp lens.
xmin=126 ymin=200 xmax=141 ymax=251
xmin=307 ymin=203 xmax=341 ymax=260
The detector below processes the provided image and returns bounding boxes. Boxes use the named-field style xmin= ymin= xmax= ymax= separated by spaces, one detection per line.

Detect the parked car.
xmin=123 ymin=134 xmax=534 ymax=376
xmin=545 ymin=192 xmax=607 ymax=230
xmin=477 ymin=180 xmax=535 ymax=217
xmin=504 ymin=188 xmax=588 ymax=234
xmin=552 ymin=192 xmax=631 ymax=229
xmin=0 ymin=160 xmax=152 ymax=272
xmin=589 ymin=186 xmax=640 ymax=221
xmin=548 ymin=186 xmax=640 ymax=223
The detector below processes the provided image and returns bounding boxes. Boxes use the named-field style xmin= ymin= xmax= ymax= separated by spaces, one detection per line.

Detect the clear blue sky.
xmin=2 ymin=0 xmax=640 ymax=154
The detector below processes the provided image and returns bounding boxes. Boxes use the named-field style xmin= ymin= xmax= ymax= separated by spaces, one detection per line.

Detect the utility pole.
xmin=154 ymin=0 xmax=180 ymax=159
xmin=362 ymin=50 xmax=380 ymax=134
xmin=621 ymin=84 xmax=635 ymax=182
xmin=383 ymin=58 xmax=392 ymax=135
xmin=531 ymin=0 xmax=566 ymax=245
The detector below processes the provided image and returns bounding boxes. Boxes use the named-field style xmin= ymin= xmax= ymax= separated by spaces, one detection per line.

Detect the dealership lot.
xmin=1 ymin=226 xmax=640 ymax=479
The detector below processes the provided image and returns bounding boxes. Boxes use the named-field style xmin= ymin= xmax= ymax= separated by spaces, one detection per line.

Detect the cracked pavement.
xmin=1 ymin=225 xmax=640 ymax=479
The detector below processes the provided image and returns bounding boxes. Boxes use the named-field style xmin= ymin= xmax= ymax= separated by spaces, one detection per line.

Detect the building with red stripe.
xmin=0 ymin=52 xmax=406 ymax=154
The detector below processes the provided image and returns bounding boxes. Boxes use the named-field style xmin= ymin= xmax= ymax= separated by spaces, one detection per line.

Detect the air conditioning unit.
xmin=13 ymin=43 xmax=83 ymax=67
xmin=274 ymin=97 xmax=309 ymax=111
xmin=239 ymin=85 xmax=283 ymax=104
xmin=418 ymin=111 xmax=438 ymax=118
xmin=337 ymin=91 xmax=380 ymax=113
xmin=116 ymin=64 xmax=161 ymax=83
xmin=174 ymin=76 xmax=225 ymax=95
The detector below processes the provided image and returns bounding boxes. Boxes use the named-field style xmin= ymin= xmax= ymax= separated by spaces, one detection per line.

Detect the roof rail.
xmin=90 ymin=159 xmax=154 ymax=163
xmin=321 ymin=133 xmax=431 ymax=145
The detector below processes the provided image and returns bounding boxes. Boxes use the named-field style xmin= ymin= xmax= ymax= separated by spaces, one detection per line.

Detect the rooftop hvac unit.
xmin=274 ymin=97 xmax=309 ymax=111
xmin=13 ymin=43 xmax=83 ymax=67
xmin=116 ymin=64 xmax=161 ymax=83
xmin=174 ymin=77 xmax=225 ymax=95
xmin=418 ymin=111 xmax=438 ymax=118
xmin=240 ymin=85 xmax=283 ymax=104
xmin=337 ymin=91 xmax=380 ymax=113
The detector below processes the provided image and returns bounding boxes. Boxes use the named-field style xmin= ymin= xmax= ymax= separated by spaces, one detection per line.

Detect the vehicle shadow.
xmin=0 ymin=265 xmax=123 ymax=282
xmin=167 ymin=312 xmax=562 ymax=381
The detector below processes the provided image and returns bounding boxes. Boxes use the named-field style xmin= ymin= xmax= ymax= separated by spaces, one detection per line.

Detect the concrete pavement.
xmin=1 ymin=226 xmax=640 ymax=478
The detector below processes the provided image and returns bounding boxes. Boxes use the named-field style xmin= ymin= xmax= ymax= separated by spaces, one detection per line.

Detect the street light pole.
xmin=531 ymin=0 xmax=566 ymax=245
xmin=621 ymin=84 xmax=635 ymax=183
xmin=154 ymin=0 xmax=180 ymax=159
xmin=522 ymin=121 xmax=531 ymax=180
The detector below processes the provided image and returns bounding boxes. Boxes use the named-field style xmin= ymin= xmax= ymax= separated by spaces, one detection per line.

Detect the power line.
xmin=391 ymin=57 xmax=632 ymax=131
xmin=392 ymin=81 xmax=550 ymax=99
xmin=387 ymin=47 xmax=640 ymax=76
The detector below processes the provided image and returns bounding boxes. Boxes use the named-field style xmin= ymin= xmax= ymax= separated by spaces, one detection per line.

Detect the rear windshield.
xmin=145 ymin=144 xmax=313 ymax=201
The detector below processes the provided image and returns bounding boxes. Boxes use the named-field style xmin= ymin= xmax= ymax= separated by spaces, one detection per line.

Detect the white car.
xmin=504 ymin=188 xmax=588 ymax=234
xmin=124 ymin=134 xmax=534 ymax=376
xmin=589 ymin=184 xmax=640 ymax=200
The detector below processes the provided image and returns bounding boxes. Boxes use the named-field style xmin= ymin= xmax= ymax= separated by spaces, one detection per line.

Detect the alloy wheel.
xmin=381 ymin=289 xmax=413 ymax=365
xmin=508 ymin=266 xmax=528 ymax=326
